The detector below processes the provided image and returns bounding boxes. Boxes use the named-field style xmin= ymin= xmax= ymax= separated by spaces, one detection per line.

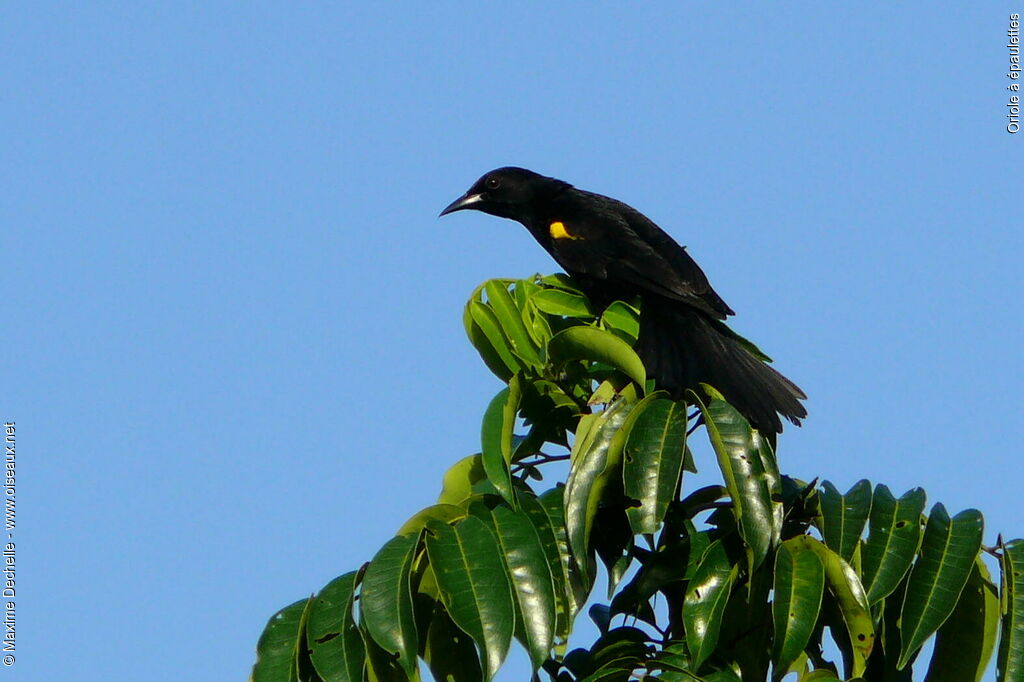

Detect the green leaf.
xmin=539 ymin=272 xmax=584 ymax=292
xmin=609 ymin=540 xmax=697 ymax=622
xmin=581 ymin=626 xmax=651 ymax=681
xmin=866 ymin=582 xmax=912 ymax=682
xmin=526 ymin=377 xmax=583 ymax=417
xmin=480 ymin=377 xmax=522 ymax=508
xmin=423 ymin=600 xmax=483 ymax=682
xmin=623 ymin=399 xmax=688 ymax=535
xmin=520 ymin=489 xmax=575 ymax=652
xmin=924 ymin=557 xmax=1000 ymax=682
xmin=437 ymin=454 xmax=488 ymax=506
xmin=772 ymin=541 xmax=825 ymax=678
xmin=898 ymin=504 xmax=984 ymax=669
xmin=468 ymin=299 xmax=523 ymax=378
xmin=478 ymin=504 xmax=557 ymax=671
xmin=592 ymin=505 xmax=634 ymax=597
xmin=531 ymin=288 xmax=595 ymax=318
xmin=362 ymin=625 xmax=414 ymax=682
xmin=425 ymin=516 xmax=515 ymax=681
xmin=702 ymin=665 xmax=744 ymax=682
xmin=646 ymin=640 xmax=695 ymax=679
xmin=861 ymin=485 xmax=926 ymax=604
xmin=547 ymin=326 xmax=647 ymax=389
xmin=791 ymin=535 xmax=875 ymax=677
xmin=465 ymin=311 xmax=515 ymax=381
xmin=360 ymin=534 xmax=420 ymax=677
xmin=397 ymin=504 xmax=466 ymax=537
xmin=512 ymin=276 xmax=539 ymax=310
xmin=754 ymin=431 xmax=783 ymax=542
xmin=485 ymin=280 xmax=542 ymax=366
xmin=799 ymin=672 xmax=841 ymax=682
xmin=564 ymin=396 xmax=643 ymax=580
xmin=998 ymin=538 xmax=1024 ymax=682
xmin=252 ymin=597 xmax=313 ymax=682
xmin=718 ymin=564 xmax=774 ymax=681
xmin=679 ymin=485 xmax=729 ymax=515
xmin=693 ymin=388 xmax=775 ymax=571
xmin=539 ymin=486 xmax=593 ymax=651
xmin=524 ymin=302 xmax=554 ymax=348
xmin=818 ymin=479 xmax=872 ymax=563
xmin=600 ymin=301 xmax=640 ymax=344
xmin=684 ymin=539 xmax=739 ymax=669
xmin=308 ymin=572 xmax=365 ymax=682
xmin=589 ymin=379 xmax=618 ymax=407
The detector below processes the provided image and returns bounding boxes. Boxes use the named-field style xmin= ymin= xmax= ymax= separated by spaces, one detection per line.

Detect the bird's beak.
xmin=439 ymin=192 xmax=484 ymax=217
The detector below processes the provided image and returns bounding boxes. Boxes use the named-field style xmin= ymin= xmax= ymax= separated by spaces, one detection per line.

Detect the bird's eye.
xmin=485 ymin=177 xmax=501 ymax=190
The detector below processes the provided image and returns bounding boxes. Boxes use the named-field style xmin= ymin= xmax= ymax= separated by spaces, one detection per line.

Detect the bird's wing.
xmin=551 ymin=192 xmax=734 ymax=319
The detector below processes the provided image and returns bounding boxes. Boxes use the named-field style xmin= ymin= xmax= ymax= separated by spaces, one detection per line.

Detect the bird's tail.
xmin=635 ymin=299 xmax=807 ymax=435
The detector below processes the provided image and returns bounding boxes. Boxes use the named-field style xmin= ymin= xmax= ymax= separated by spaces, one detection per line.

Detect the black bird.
xmin=440 ymin=167 xmax=806 ymax=436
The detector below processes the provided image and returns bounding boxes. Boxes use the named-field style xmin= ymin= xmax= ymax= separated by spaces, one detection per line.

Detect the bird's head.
xmin=439 ymin=167 xmax=567 ymax=221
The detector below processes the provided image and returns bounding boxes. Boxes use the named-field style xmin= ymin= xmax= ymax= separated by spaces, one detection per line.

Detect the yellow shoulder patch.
xmin=549 ymin=221 xmax=581 ymax=240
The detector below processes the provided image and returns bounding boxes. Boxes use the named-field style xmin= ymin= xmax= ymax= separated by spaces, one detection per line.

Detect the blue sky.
xmin=3 ymin=4 xmax=1021 ymax=681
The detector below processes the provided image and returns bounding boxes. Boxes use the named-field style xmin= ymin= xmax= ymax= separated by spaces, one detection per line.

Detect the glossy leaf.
xmin=623 ymin=398 xmax=688 ymax=535
xmin=718 ymin=565 xmax=774 ymax=681
xmin=520 ymin=490 xmax=574 ymax=651
xmin=479 ymin=504 xmax=557 ymax=671
xmin=564 ymin=397 xmax=636 ymax=578
xmin=610 ymin=541 xmax=697 ymax=622
xmin=423 ymin=600 xmax=483 ymax=682
xmin=252 ymin=597 xmax=313 ymax=682
xmin=754 ymin=431 xmax=783 ymax=543
xmin=582 ymin=626 xmax=651 ymax=681
xmin=524 ymin=301 xmax=554 ymax=348
xmin=693 ymin=387 xmax=775 ymax=571
xmin=468 ymin=300 xmax=523 ymax=378
xmin=800 ymin=672 xmax=841 ymax=682
xmin=480 ymin=377 xmax=522 ymax=507
xmin=589 ymin=379 xmax=618 ymax=407
xmin=861 ymin=485 xmax=926 ymax=604
xmin=792 ymin=535 xmax=875 ymax=677
xmin=437 ymin=454 xmax=488 ymax=506
xmin=308 ymin=572 xmax=365 ymax=682
xmin=360 ymin=534 xmax=420 ymax=677
xmin=592 ymin=504 xmax=635 ymax=597
xmin=362 ymin=625 xmax=413 ymax=682
xmin=531 ymin=288 xmax=595 ymax=318
xmin=463 ymin=283 xmax=518 ymax=383
xmin=924 ymin=558 xmax=999 ymax=682
xmin=646 ymin=641 xmax=694 ymax=679
xmin=397 ymin=504 xmax=466 ymax=537
xmin=898 ymin=504 xmax=984 ymax=669
xmin=540 ymin=486 xmax=593 ymax=645
xmin=539 ymin=272 xmax=584 ymax=293
xmin=701 ymin=665 xmax=744 ymax=682
xmin=484 ymin=280 xmax=542 ymax=366
xmin=600 ymin=301 xmax=640 ymax=344
xmin=818 ymin=479 xmax=872 ymax=563
xmin=512 ymin=276 xmax=539 ymax=310
xmin=998 ymin=538 xmax=1024 ymax=682
xmin=679 ymin=485 xmax=729 ymax=514
xmin=547 ymin=326 xmax=647 ymax=389
xmin=424 ymin=516 xmax=514 ymax=681
xmin=684 ymin=539 xmax=739 ymax=669
xmin=772 ymin=540 xmax=825 ymax=678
